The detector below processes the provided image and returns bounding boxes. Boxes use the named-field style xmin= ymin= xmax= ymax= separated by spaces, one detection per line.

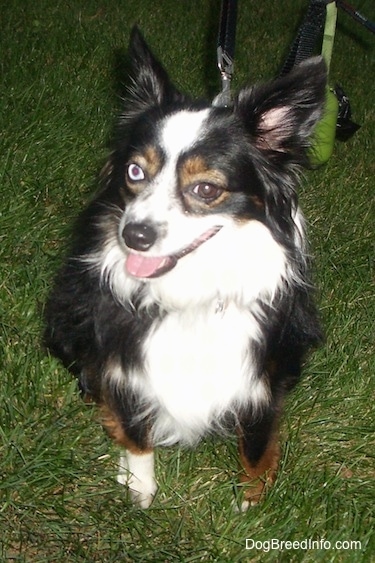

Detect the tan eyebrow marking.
xmin=125 ymin=145 xmax=163 ymax=192
xmin=179 ymin=155 xmax=227 ymax=188
xmin=143 ymin=146 xmax=162 ymax=178
xmin=178 ymin=155 xmax=231 ymax=211
xmin=128 ymin=146 xmax=163 ymax=177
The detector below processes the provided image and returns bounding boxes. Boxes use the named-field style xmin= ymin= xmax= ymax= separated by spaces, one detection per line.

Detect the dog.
xmin=44 ymin=27 xmax=325 ymax=510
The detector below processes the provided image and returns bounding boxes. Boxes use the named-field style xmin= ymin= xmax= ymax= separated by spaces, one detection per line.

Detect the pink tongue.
xmin=126 ymin=253 xmax=176 ymax=278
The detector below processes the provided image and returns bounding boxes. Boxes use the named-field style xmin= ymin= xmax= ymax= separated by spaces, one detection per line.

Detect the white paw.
xmin=117 ymin=450 xmax=157 ymax=509
xmin=128 ymin=481 xmax=157 ymax=509
xmin=232 ymin=498 xmax=249 ymax=513
xmin=117 ymin=470 xmax=157 ymax=508
xmin=232 ymin=495 xmax=261 ymax=513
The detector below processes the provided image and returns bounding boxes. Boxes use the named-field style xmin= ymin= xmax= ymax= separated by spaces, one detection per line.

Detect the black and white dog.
xmin=45 ymin=28 xmax=325 ymax=510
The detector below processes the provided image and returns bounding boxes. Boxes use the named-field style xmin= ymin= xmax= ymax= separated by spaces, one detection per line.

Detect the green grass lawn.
xmin=1 ymin=0 xmax=374 ymax=561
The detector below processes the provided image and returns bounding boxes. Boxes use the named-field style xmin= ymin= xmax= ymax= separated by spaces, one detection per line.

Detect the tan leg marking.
xmin=238 ymin=430 xmax=280 ymax=507
xmin=99 ymin=402 xmax=152 ymax=455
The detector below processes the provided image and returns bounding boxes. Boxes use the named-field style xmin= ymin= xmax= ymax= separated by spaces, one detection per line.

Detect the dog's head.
xmin=99 ymin=28 xmax=326 ymax=307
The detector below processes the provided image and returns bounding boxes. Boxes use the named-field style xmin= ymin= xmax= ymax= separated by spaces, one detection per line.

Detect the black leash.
xmin=213 ymin=0 xmax=374 ymax=101
xmin=281 ymin=0 xmax=374 ymax=78
xmin=280 ymin=0 xmax=362 ymax=142
xmin=280 ymin=0 xmax=327 ymax=77
xmin=213 ymin=0 xmax=238 ymax=107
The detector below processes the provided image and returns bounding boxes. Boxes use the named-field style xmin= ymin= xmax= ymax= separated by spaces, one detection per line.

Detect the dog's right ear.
xmin=127 ymin=26 xmax=184 ymax=112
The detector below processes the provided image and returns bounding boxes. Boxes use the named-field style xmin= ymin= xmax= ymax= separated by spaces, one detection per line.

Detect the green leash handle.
xmin=309 ymin=1 xmax=339 ymax=166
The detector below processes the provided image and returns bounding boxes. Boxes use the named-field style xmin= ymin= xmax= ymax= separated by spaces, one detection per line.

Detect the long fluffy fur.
xmin=45 ymin=27 xmax=326 ymax=507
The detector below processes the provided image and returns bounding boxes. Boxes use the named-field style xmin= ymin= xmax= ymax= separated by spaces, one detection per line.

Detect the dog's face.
xmin=120 ymin=106 xmax=266 ymax=279
xmin=96 ymin=29 xmax=326 ymax=308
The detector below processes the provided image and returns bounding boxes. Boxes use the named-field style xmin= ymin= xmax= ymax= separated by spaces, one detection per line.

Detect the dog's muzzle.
xmin=122 ymin=222 xmax=222 ymax=279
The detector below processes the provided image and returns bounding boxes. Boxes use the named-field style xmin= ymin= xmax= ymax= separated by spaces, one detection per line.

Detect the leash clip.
xmin=213 ymin=0 xmax=238 ymax=108
xmin=213 ymin=46 xmax=234 ymax=107
xmin=217 ymin=45 xmax=234 ymax=78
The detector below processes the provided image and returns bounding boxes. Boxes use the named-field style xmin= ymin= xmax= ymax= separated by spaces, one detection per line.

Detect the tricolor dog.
xmin=45 ymin=28 xmax=325 ymax=510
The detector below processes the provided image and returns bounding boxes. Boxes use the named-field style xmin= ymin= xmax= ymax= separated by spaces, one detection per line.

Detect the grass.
xmin=0 ymin=0 xmax=374 ymax=560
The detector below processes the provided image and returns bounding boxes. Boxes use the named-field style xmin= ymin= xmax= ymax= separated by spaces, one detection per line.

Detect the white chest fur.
xmin=130 ymin=302 xmax=270 ymax=446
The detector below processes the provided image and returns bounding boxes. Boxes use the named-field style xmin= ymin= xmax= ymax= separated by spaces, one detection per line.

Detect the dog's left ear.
xmin=127 ymin=26 xmax=185 ymax=112
xmin=235 ymin=57 xmax=327 ymax=164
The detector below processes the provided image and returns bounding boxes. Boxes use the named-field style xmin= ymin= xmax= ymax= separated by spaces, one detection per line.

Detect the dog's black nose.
xmin=122 ymin=222 xmax=158 ymax=251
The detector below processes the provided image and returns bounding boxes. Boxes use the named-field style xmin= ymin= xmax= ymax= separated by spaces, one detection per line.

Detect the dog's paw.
xmin=117 ymin=470 xmax=157 ymax=509
xmin=232 ymin=498 xmax=250 ymax=513
xmin=232 ymin=496 xmax=262 ymax=513
xmin=117 ymin=451 xmax=157 ymax=509
xmin=232 ymin=475 xmax=271 ymax=513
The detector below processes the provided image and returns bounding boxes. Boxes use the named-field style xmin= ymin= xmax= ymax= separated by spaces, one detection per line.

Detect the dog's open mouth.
xmin=125 ymin=225 xmax=222 ymax=279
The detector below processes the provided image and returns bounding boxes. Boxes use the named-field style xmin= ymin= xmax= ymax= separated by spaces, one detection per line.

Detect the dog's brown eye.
xmin=192 ymin=183 xmax=223 ymax=202
xmin=127 ymin=163 xmax=145 ymax=182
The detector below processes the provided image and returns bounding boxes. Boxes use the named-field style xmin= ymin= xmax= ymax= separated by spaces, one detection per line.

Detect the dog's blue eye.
xmin=127 ymin=163 xmax=145 ymax=182
xmin=192 ymin=183 xmax=223 ymax=202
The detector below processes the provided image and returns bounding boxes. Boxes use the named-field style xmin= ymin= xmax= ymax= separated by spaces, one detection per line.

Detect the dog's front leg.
xmin=236 ymin=408 xmax=280 ymax=512
xmin=100 ymin=403 xmax=157 ymax=508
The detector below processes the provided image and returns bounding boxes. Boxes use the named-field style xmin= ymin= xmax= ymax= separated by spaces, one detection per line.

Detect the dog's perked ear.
xmin=126 ymin=26 xmax=186 ymax=113
xmin=235 ymin=57 xmax=327 ymax=166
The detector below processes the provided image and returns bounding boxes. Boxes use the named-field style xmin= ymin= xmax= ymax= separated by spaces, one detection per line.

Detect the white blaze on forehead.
xmin=160 ymin=109 xmax=210 ymax=158
xmin=121 ymin=108 xmax=216 ymax=259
